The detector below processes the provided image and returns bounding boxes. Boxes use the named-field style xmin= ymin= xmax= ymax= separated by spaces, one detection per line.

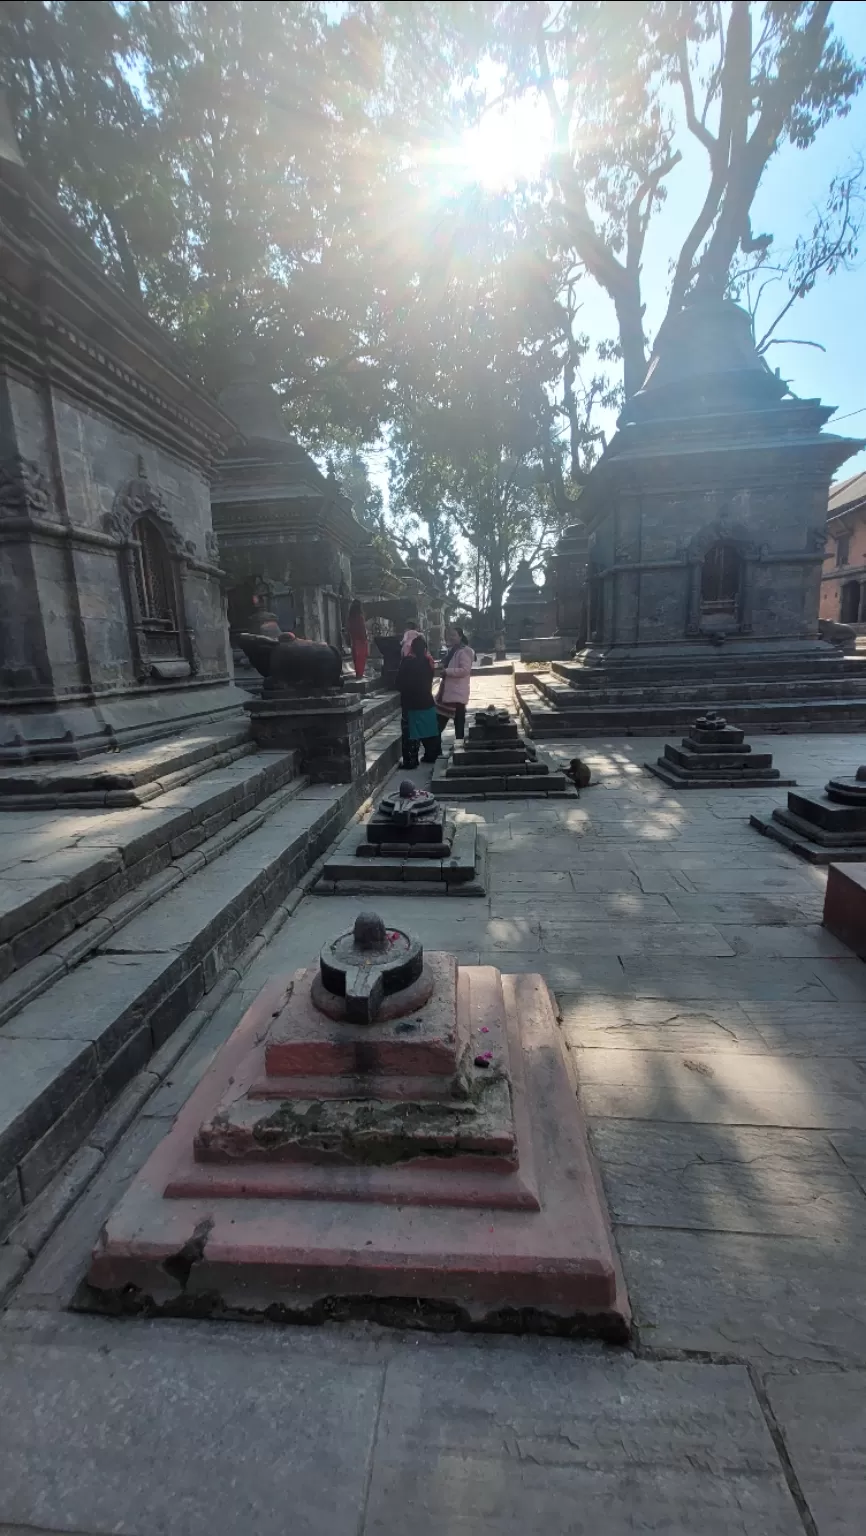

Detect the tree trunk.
xmin=614 ymin=287 xmax=649 ymax=399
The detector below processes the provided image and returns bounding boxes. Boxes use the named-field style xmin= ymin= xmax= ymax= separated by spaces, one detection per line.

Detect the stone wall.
xmin=1 ymin=373 xmax=230 ymax=706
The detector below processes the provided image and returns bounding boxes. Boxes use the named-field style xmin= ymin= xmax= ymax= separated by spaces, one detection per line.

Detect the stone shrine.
xmin=316 ymin=779 xmax=487 ymax=894
xmin=85 ymin=911 xmax=629 ymax=1335
xmin=431 ymin=705 xmax=574 ymax=799
xmin=503 ymin=559 xmax=553 ymax=650
xmin=0 ymin=116 xmax=243 ymax=766
xmin=647 ymin=711 xmax=795 ymax=789
xmin=752 ymin=765 xmax=866 ymax=862
xmin=518 ymin=297 xmax=866 ymax=738
xmin=520 ymin=521 xmax=589 ymax=662
xmin=212 ymin=362 xmax=366 ymax=652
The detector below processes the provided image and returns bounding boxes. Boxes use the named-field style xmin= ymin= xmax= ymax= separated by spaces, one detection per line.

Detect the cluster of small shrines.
xmin=5 ymin=103 xmax=866 ymax=1340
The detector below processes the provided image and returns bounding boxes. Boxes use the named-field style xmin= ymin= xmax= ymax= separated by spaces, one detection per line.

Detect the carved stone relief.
xmin=0 ymin=455 xmax=52 ymax=517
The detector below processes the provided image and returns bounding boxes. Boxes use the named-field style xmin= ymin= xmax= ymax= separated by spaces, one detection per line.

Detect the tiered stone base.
xmin=432 ymin=711 xmax=575 ymax=800
xmin=518 ymin=639 xmax=866 ymax=738
xmin=752 ymin=768 xmax=866 ymax=863
xmin=646 ymin=715 xmax=795 ymax=790
xmin=84 ymin=959 xmax=629 ymax=1336
xmin=316 ymin=814 xmax=487 ymax=895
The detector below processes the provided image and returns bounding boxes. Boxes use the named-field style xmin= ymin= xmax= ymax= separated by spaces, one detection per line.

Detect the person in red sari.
xmin=347 ymin=599 xmax=368 ymax=680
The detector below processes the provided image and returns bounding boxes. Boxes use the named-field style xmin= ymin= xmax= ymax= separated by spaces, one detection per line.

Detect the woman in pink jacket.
xmin=435 ymin=625 xmax=475 ymax=741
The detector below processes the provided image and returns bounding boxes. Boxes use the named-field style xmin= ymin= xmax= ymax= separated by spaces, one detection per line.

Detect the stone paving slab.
xmin=575 ymin=1047 xmax=866 ymax=1128
xmin=492 ymin=892 xmax=680 ymax=922
xmin=621 ymin=1226 xmax=866 ymax=1365
xmin=363 ymin=1350 xmax=803 ymax=1535
xmin=540 ymin=920 xmax=737 ymax=956
xmin=616 ymin=957 xmax=861 ymax=1002
xmin=664 ymin=893 xmax=825 ymax=924
xmin=764 ymin=1369 xmax=866 ymax=1536
xmin=558 ymin=996 xmax=771 ymax=1054
xmin=590 ymin=1119 xmax=866 ymax=1237
xmin=711 ymin=922 xmax=851 ymax=958
xmin=740 ymin=1002 xmax=866 ymax=1057
xmin=0 ymin=1331 xmax=382 ymax=1536
xmin=826 ymin=1131 xmax=866 ymax=1195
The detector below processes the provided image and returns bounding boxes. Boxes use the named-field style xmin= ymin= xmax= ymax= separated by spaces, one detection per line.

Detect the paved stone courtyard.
xmin=1 ymin=672 xmax=866 ymax=1534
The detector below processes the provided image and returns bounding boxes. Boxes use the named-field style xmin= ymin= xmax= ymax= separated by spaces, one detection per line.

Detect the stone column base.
xmin=244 ymin=691 xmax=364 ymax=783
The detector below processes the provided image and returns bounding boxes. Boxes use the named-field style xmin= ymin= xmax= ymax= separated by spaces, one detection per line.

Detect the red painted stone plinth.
xmin=86 ymin=956 xmax=630 ymax=1338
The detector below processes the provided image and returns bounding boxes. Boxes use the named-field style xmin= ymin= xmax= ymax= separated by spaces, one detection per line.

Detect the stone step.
xmin=0 ymin=747 xmax=304 ymax=982
xmin=647 ymin=762 xmax=792 ymax=789
xmin=361 ymin=692 xmax=400 ymax=738
xmin=0 ymin=717 xmax=254 ymax=808
xmin=552 ymin=654 xmax=864 ymax=687
xmin=518 ymin=685 xmax=866 ymax=738
xmin=0 ymin=720 xmax=401 ymax=1236
xmin=0 ymin=771 xmax=310 ymax=1032
xmin=534 ymin=674 xmax=866 ymax=708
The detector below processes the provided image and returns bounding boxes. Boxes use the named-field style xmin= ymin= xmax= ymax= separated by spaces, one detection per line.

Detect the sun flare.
xmin=431 ymin=98 xmax=551 ymax=195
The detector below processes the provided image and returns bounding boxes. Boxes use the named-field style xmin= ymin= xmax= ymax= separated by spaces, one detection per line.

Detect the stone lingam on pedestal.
xmin=239 ymin=630 xmax=364 ymax=783
xmin=431 ymin=706 xmax=576 ymax=800
xmin=84 ymin=911 xmax=629 ymax=1335
xmin=316 ymin=779 xmax=488 ymax=895
xmin=646 ymin=712 xmax=796 ymax=789
xmin=752 ymin=764 xmax=866 ymax=863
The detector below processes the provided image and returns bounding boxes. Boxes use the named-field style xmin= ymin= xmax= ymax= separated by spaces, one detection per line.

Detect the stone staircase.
xmin=0 ymin=696 xmax=401 ymax=1239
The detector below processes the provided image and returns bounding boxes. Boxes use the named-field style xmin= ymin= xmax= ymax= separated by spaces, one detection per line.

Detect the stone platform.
xmin=316 ymin=784 xmax=487 ymax=895
xmin=84 ymin=915 xmax=629 ymax=1336
xmin=646 ymin=712 xmax=796 ymax=789
xmin=518 ymin=641 xmax=866 ymax=738
xmin=431 ymin=707 xmax=575 ymax=800
xmin=752 ymin=765 xmax=866 ymax=863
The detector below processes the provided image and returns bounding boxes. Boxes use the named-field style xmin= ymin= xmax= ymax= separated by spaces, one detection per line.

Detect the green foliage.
xmin=2 ymin=0 xmax=862 ymax=603
xmin=326 ymin=446 xmax=384 ymax=530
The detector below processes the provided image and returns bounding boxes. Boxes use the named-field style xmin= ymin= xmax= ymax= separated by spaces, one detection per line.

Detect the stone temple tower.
xmin=519 ymin=296 xmax=866 ymax=735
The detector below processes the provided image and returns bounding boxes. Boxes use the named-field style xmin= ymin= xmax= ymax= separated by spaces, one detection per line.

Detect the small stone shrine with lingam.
xmin=752 ymin=764 xmax=866 ymax=862
xmin=85 ymin=909 xmax=628 ymax=1334
xmin=316 ymin=779 xmax=487 ymax=894
xmin=646 ymin=711 xmax=795 ymax=789
xmin=431 ymin=705 xmax=575 ymax=799
xmin=239 ymin=629 xmax=363 ymax=783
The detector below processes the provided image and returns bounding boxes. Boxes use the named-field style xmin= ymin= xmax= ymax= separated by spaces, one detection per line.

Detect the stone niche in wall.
xmin=0 ymin=125 xmax=244 ymax=764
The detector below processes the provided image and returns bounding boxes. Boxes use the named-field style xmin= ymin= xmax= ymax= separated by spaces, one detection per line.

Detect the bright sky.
xmin=377 ymin=3 xmax=866 ymax=512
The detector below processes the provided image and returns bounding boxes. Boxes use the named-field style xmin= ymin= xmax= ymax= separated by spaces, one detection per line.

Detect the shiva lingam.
xmin=355 ymin=781 xmax=452 ymax=861
xmin=314 ymin=911 xmax=428 ymax=1025
xmin=86 ymin=911 xmax=628 ymax=1335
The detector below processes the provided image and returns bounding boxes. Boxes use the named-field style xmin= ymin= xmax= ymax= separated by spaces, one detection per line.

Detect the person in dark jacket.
xmin=396 ymin=635 xmax=440 ymax=767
